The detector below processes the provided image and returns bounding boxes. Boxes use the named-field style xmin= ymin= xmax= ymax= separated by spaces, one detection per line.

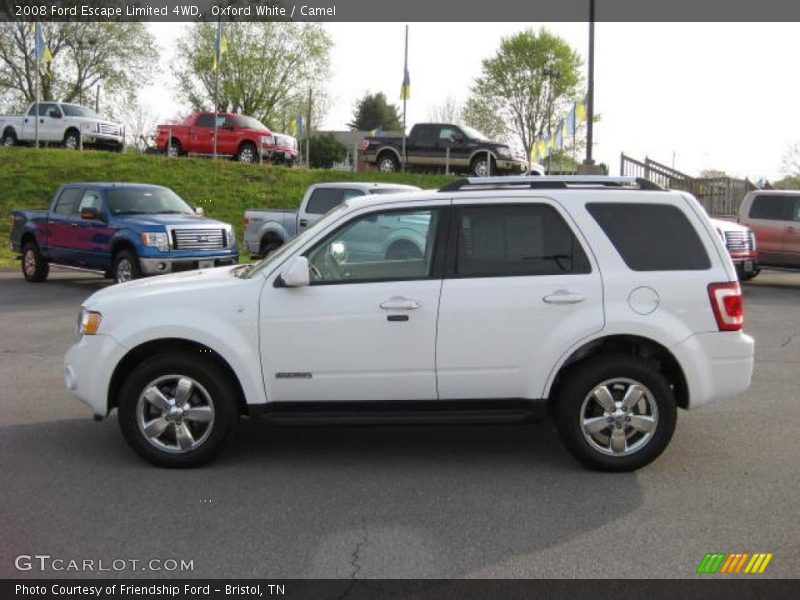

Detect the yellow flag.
xmin=576 ymin=101 xmax=587 ymax=123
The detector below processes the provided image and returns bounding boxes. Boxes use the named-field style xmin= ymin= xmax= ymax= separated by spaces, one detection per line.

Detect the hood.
xmin=710 ymin=217 xmax=749 ymax=233
xmin=84 ymin=265 xmax=243 ymax=310
xmin=114 ymin=213 xmax=229 ymax=228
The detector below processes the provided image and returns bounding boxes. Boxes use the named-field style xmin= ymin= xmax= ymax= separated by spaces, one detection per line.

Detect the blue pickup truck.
xmin=10 ymin=183 xmax=238 ymax=283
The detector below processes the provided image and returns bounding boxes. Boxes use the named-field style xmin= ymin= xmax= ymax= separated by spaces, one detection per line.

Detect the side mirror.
xmin=278 ymin=256 xmax=310 ymax=288
xmin=80 ymin=207 xmax=102 ymax=221
xmin=195 ymin=206 xmax=204 ymax=216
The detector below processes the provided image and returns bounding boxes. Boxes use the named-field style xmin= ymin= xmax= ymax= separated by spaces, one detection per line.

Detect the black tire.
xmin=739 ymin=268 xmax=760 ymax=282
xmin=117 ymin=352 xmax=239 ymax=468
xmin=166 ymin=138 xmax=183 ymax=157
xmin=236 ymin=142 xmax=258 ymax=163
xmin=385 ymin=240 xmax=422 ymax=260
xmin=63 ymin=129 xmax=80 ymax=150
xmin=1 ymin=128 xmax=17 ymax=147
xmin=259 ymin=237 xmax=283 ymax=258
xmin=377 ymin=153 xmax=399 ymax=173
xmin=112 ymin=249 xmax=142 ymax=284
xmin=21 ymin=241 xmax=49 ymax=283
xmin=554 ymin=354 xmax=677 ymax=472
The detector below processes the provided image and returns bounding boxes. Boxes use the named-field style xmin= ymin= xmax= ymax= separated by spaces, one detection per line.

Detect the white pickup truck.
xmin=0 ymin=101 xmax=125 ymax=151
xmin=243 ymin=182 xmax=420 ymax=257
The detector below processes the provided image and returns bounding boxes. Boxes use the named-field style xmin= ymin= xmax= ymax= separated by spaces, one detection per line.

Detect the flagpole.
xmin=401 ymin=25 xmax=408 ymax=174
xmin=34 ymin=23 xmax=40 ymax=149
xmin=213 ymin=19 xmax=221 ymax=161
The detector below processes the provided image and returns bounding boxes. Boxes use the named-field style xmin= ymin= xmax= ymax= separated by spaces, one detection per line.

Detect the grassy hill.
xmin=0 ymin=148 xmax=451 ymax=268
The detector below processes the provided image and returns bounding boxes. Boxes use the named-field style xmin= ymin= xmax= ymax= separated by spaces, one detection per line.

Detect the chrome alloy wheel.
xmin=580 ymin=378 xmax=659 ymax=457
xmin=115 ymin=258 xmax=133 ymax=283
xmin=238 ymin=146 xmax=256 ymax=163
xmin=23 ymin=248 xmax=37 ymax=278
xmin=136 ymin=375 xmax=215 ymax=454
xmin=378 ymin=157 xmax=396 ymax=172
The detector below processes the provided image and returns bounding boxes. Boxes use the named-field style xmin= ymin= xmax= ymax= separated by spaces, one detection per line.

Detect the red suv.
xmin=738 ymin=191 xmax=800 ymax=268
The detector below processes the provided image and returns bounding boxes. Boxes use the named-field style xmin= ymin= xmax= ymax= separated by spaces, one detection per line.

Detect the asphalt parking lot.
xmin=1 ymin=268 xmax=798 ymax=579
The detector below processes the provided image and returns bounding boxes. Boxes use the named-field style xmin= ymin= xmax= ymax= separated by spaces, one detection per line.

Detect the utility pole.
xmin=306 ymin=88 xmax=312 ymax=166
xmin=401 ymin=25 xmax=409 ymax=173
xmin=580 ymin=0 xmax=603 ymax=174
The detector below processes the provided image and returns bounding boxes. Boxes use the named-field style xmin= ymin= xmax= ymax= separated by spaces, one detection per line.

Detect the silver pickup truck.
xmin=243 ymin=182 xmax=420 ymax=257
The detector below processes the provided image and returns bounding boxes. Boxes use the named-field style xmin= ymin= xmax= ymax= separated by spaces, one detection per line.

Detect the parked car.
xmin=243 ymin=182 xmax=421 ymax=257
xmin=737 ymin=190 xmax=800 ymax=268
xmin=0 ymin=102 xmax=124 ymax=151
xmin=709 ymin=217 xmax=759 ymax=280
xmin=362 ymin=123 xmax=533 ymax=176
xmin=155 ymin=112 xmax=298 ymax=165
xmin=64 ymin=175 xmax=753 ymax=470
xmin=10 ymin=183 xmax=238 ymax=284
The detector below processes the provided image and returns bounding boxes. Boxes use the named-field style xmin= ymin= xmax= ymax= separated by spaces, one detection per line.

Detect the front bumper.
xmin=671 ymin=331 xmax=754 ymax=409
xmin=139 ymin=254 xmax=238 ymax=276
xmin=495 ymin=159 xmax=528 ymax=173
xmin=65 ymin=334 xmax=129 ymax=417
xmin=81 ymin=133 xmax=125 ymax=148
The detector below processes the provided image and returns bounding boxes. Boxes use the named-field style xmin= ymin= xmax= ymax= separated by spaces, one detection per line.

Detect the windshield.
xmin=246 ymin=203 xmax=349 ymax=278
xmin=107 ymin=187 xmax=195 ymax=215
xmin=61 ymin=104 xmax=98 ymax=118
xmin=460 ymin=125 xmax=490 ymax=141
xmin=235 ymin=115 xmax=269 ymax=131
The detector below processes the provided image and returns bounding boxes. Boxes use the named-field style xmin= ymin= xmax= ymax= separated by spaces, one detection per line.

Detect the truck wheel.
xmin=554 ymin=354 xmax=677 ymax=472
xmin=259 ymin=237 xmax=283 ymax=258
xmin=21 ymin=241 xmax=49 ymax=283
xmin=385 ymin=240 xmax=422 ymax=260
xmin=1 ymin=128 xmax=16 ymax=147
xmin=377 ymin=153 xmax=399 ymax=173
xmin=63 ymin=130 xmax=80 ymax=150
xmin=117 ymin=352 xmax=239 ymax=468
xmin=113 ymin=249 xmax=142 ymax=284
xmin=471 ymin=155 xmax=494 ymax=177
xmin=166 ymin=139 xmax=182 ymax=157
xmin=236 ymin=142 xmax=258 ymax=164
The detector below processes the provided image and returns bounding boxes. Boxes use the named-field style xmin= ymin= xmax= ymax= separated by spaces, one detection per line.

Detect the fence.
xmin=620 ymin=154 xmax=755 ymax=216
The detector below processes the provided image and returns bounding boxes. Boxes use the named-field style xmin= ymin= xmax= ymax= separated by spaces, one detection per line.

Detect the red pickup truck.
xmin=155 ymin=112 xmax=298 ymax=165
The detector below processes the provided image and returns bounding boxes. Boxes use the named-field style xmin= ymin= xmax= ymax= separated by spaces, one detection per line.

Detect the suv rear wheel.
xmin=118 ymin=352 xmax=238 ymax=467
xmin=554 ymin=354 xmax=677 ymax=471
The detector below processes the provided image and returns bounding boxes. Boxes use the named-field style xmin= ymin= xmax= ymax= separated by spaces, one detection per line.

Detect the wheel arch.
xmin=64 ymin=126 xmax=81 ymax=140
xmin=545 ymin=334 xmax=689 ymax=410
xmin=108 ymin=338 xmax=248 ymax=416
xmin=469 ymin=149 xmax=498 ymax=164
xmin=2 ymin=125 xmax=17 ymax=139
xmin=376 ymin=146 xmax=401 ymax=163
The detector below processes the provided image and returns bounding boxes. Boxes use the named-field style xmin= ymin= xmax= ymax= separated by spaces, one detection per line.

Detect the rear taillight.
xmin=242 ymin=218 xmax=250 ymax=227
xmin=708 ymin=282 xmax=743 ymax=331
xmin=360 ymin=139 xmax=369 ymax=151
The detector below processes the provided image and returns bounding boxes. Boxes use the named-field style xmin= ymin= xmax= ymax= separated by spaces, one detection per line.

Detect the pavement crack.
xmin=332 ymin=527 xmax=368 ymax=600
xmin=780 ymin=331 xmax=800 ymax=348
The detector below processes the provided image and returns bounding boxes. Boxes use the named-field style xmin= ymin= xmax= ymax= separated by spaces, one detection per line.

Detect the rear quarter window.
xmin=748 ymin=195 xmax=790 ymax=220
xmin=54 ymin=188 xmax=82 ymax=215
xmin=587 ymin=203 xmax=710 ymax=271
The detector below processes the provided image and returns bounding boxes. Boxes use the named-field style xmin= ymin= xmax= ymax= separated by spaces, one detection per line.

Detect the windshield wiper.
xmin=155 ymin=210 xmax=186 ymax=214
xmin=115 ymin=210 xmax=146 ymax=215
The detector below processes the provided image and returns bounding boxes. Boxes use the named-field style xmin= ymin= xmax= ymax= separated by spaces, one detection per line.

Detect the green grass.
xmin=1 ymin=147 xmax=452 ymax=268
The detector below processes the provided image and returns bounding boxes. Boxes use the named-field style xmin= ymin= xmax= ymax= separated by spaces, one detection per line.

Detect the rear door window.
xmin=195 ymin=114 xmax=215 ymax=127
xmin=749 ymin=195 xmax=791 ymax=220
xmin=305 ymin=188 xmax=346 ymax=214
xmin=54 ymin=188 xmax=82 ymax=215
xmin=453 ymin=204 xmax=591 ymax=277
xmin=587 ymin=203 xmax=710 ymax=271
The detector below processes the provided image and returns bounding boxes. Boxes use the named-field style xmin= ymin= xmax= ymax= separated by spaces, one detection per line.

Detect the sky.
xmin=141 ymin=22 xmax=800 ymax=182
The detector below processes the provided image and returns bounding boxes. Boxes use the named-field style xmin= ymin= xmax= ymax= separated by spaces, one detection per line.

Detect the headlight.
xmin=495 ymin=147 xmax=511 ymax=158
xmin=75 ymin=308 xmax=102 ymax=340
xmin=260 ymin=135 xmax=274 ymax=145
xmin=140 ymin=232 xmax=169 ymax=252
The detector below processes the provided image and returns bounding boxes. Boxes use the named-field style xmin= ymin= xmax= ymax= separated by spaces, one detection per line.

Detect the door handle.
xmin=380 ymin=296 xmax=422 ymax=310
xmin=543 ymin=290 xmax=585 ymax=305
xmin=40 ymin=118 xmax=45 ymax=124
xmin=299 ymin=219 xmax=308 ymax=228
xmin=70 ymin=223 xmax=78 ymax=228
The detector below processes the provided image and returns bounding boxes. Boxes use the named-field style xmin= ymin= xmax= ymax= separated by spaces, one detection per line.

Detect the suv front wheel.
xmin=118 ymin=352 xmax=239 ymax=467
xmin=554 ymin=354 xmax=677 ymax=472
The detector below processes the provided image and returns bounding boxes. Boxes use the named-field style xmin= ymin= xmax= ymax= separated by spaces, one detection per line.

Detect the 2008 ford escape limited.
xmin=65 ymin=176 xmax=755 ymax=470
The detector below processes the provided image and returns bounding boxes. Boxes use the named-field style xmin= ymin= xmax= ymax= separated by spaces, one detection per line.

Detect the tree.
xmin=348 ymin=92 xmax=402 ymax=131
xmin=173 ymin=22 xmax=332 ymax=130
xmin=466 ymin=28 xmax=582 ymax=156
xmin=428 ymin=95 xmax=460 ymax=123
xmin=308 ymin=133 xmax=348 ymax=169
xmin=460 ymin=96 xmax=509 ymax=143
xmin=0 ymin=22 xmax=157 ymax=110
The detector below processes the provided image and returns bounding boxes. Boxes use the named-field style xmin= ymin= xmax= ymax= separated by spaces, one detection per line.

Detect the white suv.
xmin=64 ymin=176 xmax=754 ymax=471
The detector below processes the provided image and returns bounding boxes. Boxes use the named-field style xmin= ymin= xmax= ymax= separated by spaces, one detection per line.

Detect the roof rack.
xmin=438 ymin=175 xmax=664 ymax=193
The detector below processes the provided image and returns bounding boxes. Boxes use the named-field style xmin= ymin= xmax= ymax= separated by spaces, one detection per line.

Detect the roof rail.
xmin=438 ymin=175 xmax=664 ymax=193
